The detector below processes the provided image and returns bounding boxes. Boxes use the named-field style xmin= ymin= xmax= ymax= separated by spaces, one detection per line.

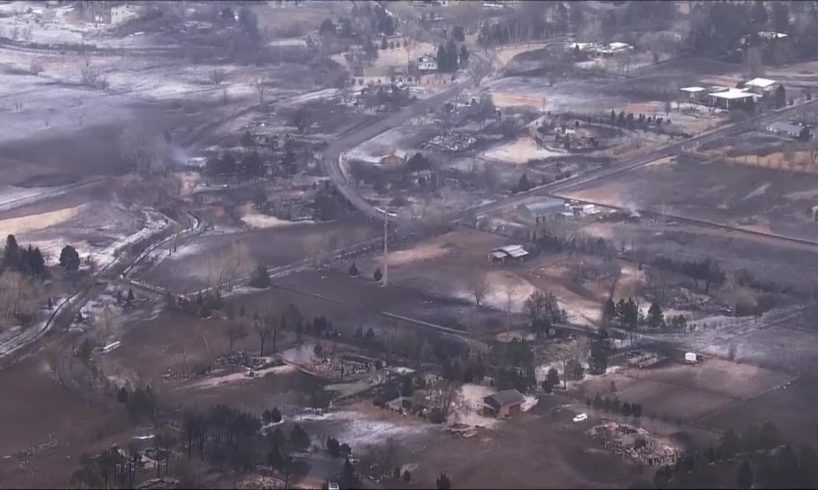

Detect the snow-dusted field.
xmin=8 ymin=201 xmax=171 ymax=271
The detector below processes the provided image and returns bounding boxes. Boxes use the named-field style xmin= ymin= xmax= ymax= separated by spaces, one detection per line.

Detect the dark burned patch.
xmin=14 ymin=173 xmax=79 ymax=188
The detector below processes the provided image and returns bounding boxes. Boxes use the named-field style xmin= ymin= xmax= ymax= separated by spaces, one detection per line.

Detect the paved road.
xmin=320 ymin=77 xmax=476 ymax=225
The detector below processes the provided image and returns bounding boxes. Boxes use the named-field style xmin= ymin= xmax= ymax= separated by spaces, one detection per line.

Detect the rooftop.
xmin=680 ymin=86 xmax=706 ymax=93
xmin=709 ymin=88 xmax=756 ymax=100
xmin=767 ymin=121 xmax=803 ymax=133
xmin=745 ymin=77 xmax=777 ymax=89
xmin=484 ymin=389 xmax=525 ymax=407
xmin=494 ymin=244 xmax=529 ymax=258
xmin=519 ymin=199 xmax=567 ymax=214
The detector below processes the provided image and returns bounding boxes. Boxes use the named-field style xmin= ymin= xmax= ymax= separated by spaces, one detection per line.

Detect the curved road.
xmin=321 ymin=76 xmax=476 ymax=225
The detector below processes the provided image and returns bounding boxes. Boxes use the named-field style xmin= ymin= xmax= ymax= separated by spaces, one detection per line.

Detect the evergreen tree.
xmin=445 ymin=39 xmax=458 ymax=71
xmin=720 ymin=428 xmax=740 ymax=459
xmin=737 ymin=460 xmax=754 ymax=489
xmin=775 ymin=85 xmax=786 ymax=109
xmin=59 ymin=245 xmax=80 ymax=273
xmin=647 ymin=301 xmax=664 ymax=329
xmin=602 ymin=296 xmax=617 ymax=325
xmin=518 ymin=173 xmax=530 ymax=192
xmin=589 ymin=337 xmax=610 ymax=374
xmin=436 ymin=44 xmax=447 ymax=72
xmin=437 ymin=472 xmax=451 ymax=490
xmin=2 ymin=234 xmax=21 ymax=270
xmin=340 ymin=458 xmax=357 ymax=489
xmin=459 ymin=44 xmax=469 ymax=65
xmin=546 ymin=367 xmax=560 ymax=388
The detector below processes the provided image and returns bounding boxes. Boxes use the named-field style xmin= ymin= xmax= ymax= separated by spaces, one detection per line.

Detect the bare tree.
xmin=744 ymin=47 xmax=764 ymax=78
xmin=255 ymin=314 xmax=271 ymax=356
xmin=100 ymin=305 xmax=121 ymax=343
xmin=80 ymin=58 xmax=108 ymax=89
xmin=29 ymin=60 xmax=44 ymax=76
xmin=0 ymin=271 xmax=35 ymax=324
xmin=209 ymin=68 xmax=227 ymax=86
xmin=469 ymin=273 xmax=490 ymax=307
xmin=253 ymin=75 xmax=266 ymax=104
xmin=428 ymin=378 xmax=464 ymax=423
xmin=371 ymin=437 xmax=404 ymax=478
xmin=227 ymin=323 xmax=247 ymax=351
xmin=211 ymin=241 xmax=250 ymax=292
xmin=504 ymin=281 xmax=519 ymax=318
xmin=21 ymin=24 xmax=32 ymax=43
xmin=554 ymin=337 xmax=590 ymax=389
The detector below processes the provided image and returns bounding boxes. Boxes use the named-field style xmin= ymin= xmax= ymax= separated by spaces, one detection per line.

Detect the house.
xmin=488 ymin=244 xmax=529 ymax=263
xmin=517 ymin=199 xmax=567 ymax=224
xmin=767 ymin=121 xmax=808 ymax=140
xmin=79 ymin=1 xmax=137 ymax=24
xmin=379 ymin=149 xmax=407 ymax=166
xmin=744 ymin=77 xmax=778 ymax=96
xmin=708 ymin=88 xmax=757 ymax=110
xmin=483 ymin=389 xmax=525 ymax=417
xmin=110 ymin=3 xmax=134 ymax=24
xmin=418 ymin=54 xmax=438 ymax=72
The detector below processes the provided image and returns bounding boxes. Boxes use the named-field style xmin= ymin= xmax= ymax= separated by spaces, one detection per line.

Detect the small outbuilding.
xmin=680 ymin=86 xmax=707 ymax=103
xmin=488 ymin=244 xmax=529 ymax=263
xmin=483 ymin=389 xmax=525 ymax=418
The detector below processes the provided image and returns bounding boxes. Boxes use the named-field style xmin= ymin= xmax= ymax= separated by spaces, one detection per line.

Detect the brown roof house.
xmin=379 ymin=148 xmax=407 ymax=167
xmin=483 ymin=389 xmax=525 ymax=418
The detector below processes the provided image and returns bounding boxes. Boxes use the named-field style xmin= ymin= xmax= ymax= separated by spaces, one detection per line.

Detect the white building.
xmin=708 ymin=88 xmax=758 ymax=110
xmin=680 ymin=86 xmax=707 ymax=103
xmin=744 ymin=77 xmax=778 ymax=95
xmin=417 ymin=54 xmax=438 ymax=72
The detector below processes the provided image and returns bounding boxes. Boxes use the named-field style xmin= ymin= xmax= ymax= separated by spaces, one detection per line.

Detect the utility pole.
xmin=378 ymin=207 xmax=397 ymax=287
xmin=383 ymin=206 xmax=389 ymax=287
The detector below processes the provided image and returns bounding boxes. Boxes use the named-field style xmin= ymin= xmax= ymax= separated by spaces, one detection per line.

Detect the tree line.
xmin=646 ymin=421 xmax=817 ymax=490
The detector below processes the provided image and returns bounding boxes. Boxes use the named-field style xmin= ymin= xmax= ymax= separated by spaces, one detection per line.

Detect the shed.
xmin=484 ymin=389 xmax=525 ymax=417
xmin=517 ymin=199 xmax=567 ymax=224
xmin=488 ymin=244 xmax=529 ymax=263
xmin=680 ymin=86 xmax=707 ymax=102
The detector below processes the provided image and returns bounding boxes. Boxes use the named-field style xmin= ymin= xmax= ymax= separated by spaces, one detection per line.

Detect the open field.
xmin=581 ymin=358 xmax=793 ymax=423
xmin=136 ymin=217 xmax=377 ymax=292
xmin=702 ymin=375 xmax=818 ymax=446
xmin=407 ymin=407 xmax=642 ymax=489
xmin=0 ymin=351 xmax=125 ymax=488
xmin=565 ymin=135 xmax=818 ymax=241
